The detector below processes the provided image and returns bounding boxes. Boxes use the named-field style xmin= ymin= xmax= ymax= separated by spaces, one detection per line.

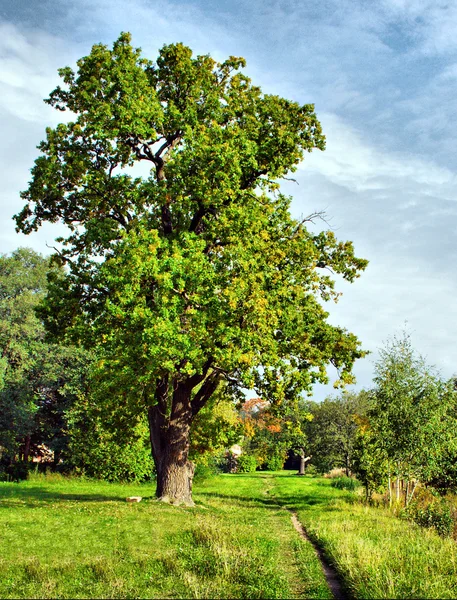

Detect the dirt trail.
xmin=261 ymin=474 xmax=348 ymax=600
xmin=289 ymin=510 xmax=347 ymax=600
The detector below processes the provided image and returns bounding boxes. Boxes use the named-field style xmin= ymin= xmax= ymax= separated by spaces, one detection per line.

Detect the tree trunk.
xmin=298 ymin=450 xmax=306 ymax=476
xmin=297 ymin=450 xmax=311 ymax=476
xmin=23 ymin=435 xmax=31 ymax=462
xmin=147 ymin=382 xmax=195 ymax=506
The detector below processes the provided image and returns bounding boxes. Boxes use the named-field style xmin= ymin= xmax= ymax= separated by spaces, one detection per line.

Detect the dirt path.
xmin=289 ymin=510 xmax=348 ymax=600
xmin=261 ymin=474 xmax=348 ymax=600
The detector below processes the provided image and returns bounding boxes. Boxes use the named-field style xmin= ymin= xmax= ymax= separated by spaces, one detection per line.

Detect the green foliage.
xmin=193 ymin=457 xmax=222 ymax=482
xmin=15 ymin=34 xmax=367 ymax=495
xmin=0 ymin=249 xmax=90 ymax=464
xmin=354 ymin=331 xmax=457 ymax=500
xmin=66 ymin=397 xmax=154 ymax=482
xmin=404 ymin=499 xmax=454 ymax=538
xmin=265 ymin=454 xmax=285 ymax=471
xmin=330 ymin=476 xmax=361 ymax=491
xmin=305 ymin=464 xmax=319 ymax=477
xmin=189 ymin=389 xmax=241 ymax=466
xmin=305 ymin=391 xmax=371 ymax=475
xmin=236 ymin=454 xmax=258 ymax=473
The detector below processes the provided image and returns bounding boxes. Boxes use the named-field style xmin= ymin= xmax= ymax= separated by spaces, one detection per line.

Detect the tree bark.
xmin=297 ymin=450 xmax=311 ymax=475
xmin=146 ymin=368 xmax=221 ymax=506
xmin=148 ymin=381 xmax=196 ymax=505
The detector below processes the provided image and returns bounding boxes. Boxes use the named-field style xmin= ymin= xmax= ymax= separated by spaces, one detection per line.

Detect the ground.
xmin=1 ymin=472 xmax=457 ymax=598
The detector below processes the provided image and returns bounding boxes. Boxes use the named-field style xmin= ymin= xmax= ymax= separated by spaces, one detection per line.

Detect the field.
xmin=1 ymin=472 xmax=457 ymax=599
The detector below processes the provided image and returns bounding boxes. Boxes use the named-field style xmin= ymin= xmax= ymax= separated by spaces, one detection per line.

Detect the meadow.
xmin=1 ymin=472 xmax=457 ymax=598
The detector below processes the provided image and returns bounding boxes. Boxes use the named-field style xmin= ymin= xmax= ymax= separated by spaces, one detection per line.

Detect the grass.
xmin=3 ymin=471 xmax=457 ymax=599
xmin=270 ymin=473 xmax=457 ymax=599
xmin=0 ymin=472 xmax=331 ymax=599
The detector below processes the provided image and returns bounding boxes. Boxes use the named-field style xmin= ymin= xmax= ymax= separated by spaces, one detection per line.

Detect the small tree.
xmin=16 ymin=34 xmax=367 ymax=504
xmin=366 ymin=332 xmax=457 ymax=505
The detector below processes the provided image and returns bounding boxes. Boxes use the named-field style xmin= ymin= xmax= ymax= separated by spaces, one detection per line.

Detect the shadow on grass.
xmin=0 ymin=485 xmax=126 ymax=506
xmin=198 ymin=489 xmax=343 ymax=513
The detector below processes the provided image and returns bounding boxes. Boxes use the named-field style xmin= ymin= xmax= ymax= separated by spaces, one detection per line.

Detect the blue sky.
xmin=1 ymin=0 xmax=456 ymax=396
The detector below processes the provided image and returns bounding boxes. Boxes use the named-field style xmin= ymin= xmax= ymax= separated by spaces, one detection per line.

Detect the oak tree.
xmin=16 ymin=34 xmax=367 ymax=504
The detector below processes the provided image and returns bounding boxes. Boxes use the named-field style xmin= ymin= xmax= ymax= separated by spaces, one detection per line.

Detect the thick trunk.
xmin=146 ymin=368 xmax=220 ymax=506
xmin=148 ymin=382 xmax=195 ymax=506
xmin=158 ymin=454 xmax=195 ymax=505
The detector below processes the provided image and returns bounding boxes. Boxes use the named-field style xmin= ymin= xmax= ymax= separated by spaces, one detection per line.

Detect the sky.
xmin=0 ymin=0 xmax=456 ymax=396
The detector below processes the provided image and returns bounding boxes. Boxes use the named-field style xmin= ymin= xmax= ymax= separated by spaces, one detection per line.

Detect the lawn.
xmin=2 ymin=472 xmax=457 ymax=599
xmin=0 ymin=472 xmax=330 ymax=599
xmin=271 ymin=473 xmax=457 ymax=599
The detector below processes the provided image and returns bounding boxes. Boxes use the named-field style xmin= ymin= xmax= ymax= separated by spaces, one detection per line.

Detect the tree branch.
xmin=191 ymin=371 xmax=221 ymax=416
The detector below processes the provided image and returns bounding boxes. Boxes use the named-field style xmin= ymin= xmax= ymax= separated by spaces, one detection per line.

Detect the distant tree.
xmin=16 ymin=34 xmax=367 ymax=504
xmin=305 ymin=390 xmax=372 ymax=475
xmin=239 ymin=398 xmax=289 ymax=469
xmin=0 ymin=248 xmax=89 ymax=467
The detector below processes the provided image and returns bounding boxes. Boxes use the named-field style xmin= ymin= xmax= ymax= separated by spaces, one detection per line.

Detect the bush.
xmin=236 ymin=454 xmax=257 ymax=473
xmin=305 ymin=464 xmax=319 ymax=477
xmin=404 ymin=500 xmax=454 ymax=537
xmin=265 ymin=454 xmax=285 ymax=471
xmin=193 ymin=456 xmax=222 ymax=482
xmin=66 ymin=400 xmax=155 ymax=483
xmin=0 ymin=460 xmax=30 ymax=482
xmin=330 ymin=476 xmax=361 ymax=491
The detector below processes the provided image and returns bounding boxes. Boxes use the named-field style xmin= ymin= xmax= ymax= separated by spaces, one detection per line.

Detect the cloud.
xmin=1 ymin=1 xmax=456 ymax=394
xmin=287 ymin=112 xmax=457 ymax=390
xmin=301 ymin=113 xmax=456 ymax=192
xmin=0 ymin=21 xmax=81 ymax=122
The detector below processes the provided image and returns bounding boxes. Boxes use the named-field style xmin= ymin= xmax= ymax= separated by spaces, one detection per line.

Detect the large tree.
xmin=16 ymin=34 xmax=367 ymax=504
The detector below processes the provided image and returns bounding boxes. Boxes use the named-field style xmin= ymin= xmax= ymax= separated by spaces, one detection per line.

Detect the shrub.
xmin=404 ymin=499 xmax=454 ymax=537
xmin=265 ymin=454 xmax=285 ymax=471
xmin=0 ymin=460 xmax=30 ymax=482
xmin=236 ymin=454 xmax=257 ymax=473
xmin=331 ymin=476 xmax=361 ymax=491
xmin=193 ymin=455 xmax=222 ymax=482
xmin=305 ymin=464 xmax=319 ymax=477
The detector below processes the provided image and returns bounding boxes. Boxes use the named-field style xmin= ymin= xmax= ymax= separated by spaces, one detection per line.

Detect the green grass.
xmin=3 ymin=471 xmax=457 ymax=599
xmin=270 ymin=473 xmax=457 ymax=599
xmin=0 ymin=472 xmax=331 ymax=599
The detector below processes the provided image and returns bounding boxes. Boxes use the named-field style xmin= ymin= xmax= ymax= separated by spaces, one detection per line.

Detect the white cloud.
xmin=300 ymin=113 xmax=456 ymax=194
xmin=1 ymin=1 xmax=457 ymax=395
xmin=0 ymin=21 xmax=82 ymax=122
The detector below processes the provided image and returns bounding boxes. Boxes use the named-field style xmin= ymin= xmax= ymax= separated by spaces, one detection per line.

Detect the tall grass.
xmin=271 ymin=473 xmax=457 ymax=599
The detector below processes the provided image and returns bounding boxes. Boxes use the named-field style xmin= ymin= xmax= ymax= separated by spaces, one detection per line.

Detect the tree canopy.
xmin=16 ymin=33 xmax=368 ymax=503
xmin=0 ymin=248 xmax=90 ymax=469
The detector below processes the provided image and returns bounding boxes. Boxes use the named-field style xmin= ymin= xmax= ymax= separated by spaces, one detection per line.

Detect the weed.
xmin=330 ymin=476 xmax=361 ymax=491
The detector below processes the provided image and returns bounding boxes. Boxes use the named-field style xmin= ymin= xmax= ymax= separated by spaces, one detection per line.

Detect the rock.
xmin=126 ymin=496 xmax=142 ymax=503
